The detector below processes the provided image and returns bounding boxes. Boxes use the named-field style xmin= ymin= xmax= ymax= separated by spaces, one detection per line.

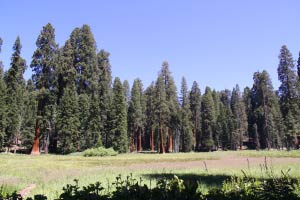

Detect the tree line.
xmin=0 ymin=23 xmax=300 ymax=154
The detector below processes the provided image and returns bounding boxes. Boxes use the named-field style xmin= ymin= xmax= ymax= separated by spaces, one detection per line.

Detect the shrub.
xmin=82 ymin=147 xmax=118 ymax=157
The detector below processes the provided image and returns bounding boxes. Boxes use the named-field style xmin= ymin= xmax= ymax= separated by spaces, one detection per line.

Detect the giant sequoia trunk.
xmin=167 ymin=128 xmax=173 ymax=152
xmin=159 ymin=127 xmax=165 ymax=153
xmin=151 ymin=127 xmax=155 ymax=151
xmin=137 ymin=128 xmax=142 ymax=152
xmin=31 ymin=120 xmax=41 ymax=155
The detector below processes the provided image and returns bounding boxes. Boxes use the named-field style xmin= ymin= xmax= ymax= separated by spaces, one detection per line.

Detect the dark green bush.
xmin=2 ymin=172 xmax=300 ymax=200
xmin=82 ymin=147 xmax=118 ymax=157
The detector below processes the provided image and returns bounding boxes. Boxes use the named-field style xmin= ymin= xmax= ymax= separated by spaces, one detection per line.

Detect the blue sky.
xmin=1 ymin=0 xmax=300 ymax=92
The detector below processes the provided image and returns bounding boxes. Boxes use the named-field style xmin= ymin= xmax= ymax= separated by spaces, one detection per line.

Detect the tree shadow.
xmin=143 ymin=173 xmax=231 ymax=188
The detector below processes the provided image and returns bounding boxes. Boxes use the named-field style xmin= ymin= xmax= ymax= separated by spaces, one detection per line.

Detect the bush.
xmin=3 ymin=172 xmax=300 ymax=200
xmin=82 ymin=147 xmax=118 ymax=157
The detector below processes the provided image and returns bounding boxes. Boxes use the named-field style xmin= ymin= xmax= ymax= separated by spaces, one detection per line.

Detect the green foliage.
xmin=111 ymin=77 xmax=128 ymax=153
xmin=83 ymin=147 xmax=118 ymax=157
xmin=3 ymin=172 xmax=300 ymax=200
xmin=180 ymin=77 xmax=193 ymax=152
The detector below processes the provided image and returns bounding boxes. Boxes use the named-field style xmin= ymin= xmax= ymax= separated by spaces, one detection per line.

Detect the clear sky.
xmin=1 ymin=0 xmax=300 ymax=92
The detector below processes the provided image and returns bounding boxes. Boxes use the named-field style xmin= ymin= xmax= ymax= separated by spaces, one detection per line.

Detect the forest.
xmin=0 ymin=23 xmax=300 ymax=155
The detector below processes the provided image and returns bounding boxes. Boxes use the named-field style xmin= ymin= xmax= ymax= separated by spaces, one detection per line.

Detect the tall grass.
xmin=0 ymin=150 xmax=299 ymax=199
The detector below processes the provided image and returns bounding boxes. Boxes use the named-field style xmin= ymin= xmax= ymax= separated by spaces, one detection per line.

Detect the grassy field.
xmin=0 ymin=150 xmax=300 ymax=199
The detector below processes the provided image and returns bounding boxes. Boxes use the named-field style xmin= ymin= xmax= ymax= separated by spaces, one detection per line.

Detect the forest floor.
xmin=0 ymin=150 xmax=300 ymax=199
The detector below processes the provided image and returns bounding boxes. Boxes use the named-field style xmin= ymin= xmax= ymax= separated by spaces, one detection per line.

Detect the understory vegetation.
xmin=82 ymin=147 xmax=118 ymax=157
xmin=0 ymin=151 xmax=300 ymax=199
xmin=1 ymin=171 xmax=300 ymax=200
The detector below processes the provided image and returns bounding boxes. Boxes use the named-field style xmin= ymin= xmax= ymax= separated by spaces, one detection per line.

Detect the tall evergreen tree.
xmin=145 ymin=82 xmax=156 ymax=151
xmin=277 ymin=45 xmax=300 ymax=146
xmin=189 ymin=81 xmax=201 ymax=151
xmin=4 ymin=36 xmax=26 ymax=153
xmin=251 ymin=70 xmax=283 ymax=149
xmin=30 ymin=23 xmax=58 ymax=154
xmin=159 ymin=61 xmax=179 ymax=152
xmin=231 ymin=85 xmax=248 ymax=150
xmin=180 ymin=77 xmax=193 ymax=152
xmin=0 ymin=38 xmax=6 ymax=149
xmin=154 ymin=75 xmax=168 ymax=153
xmin=56 ymin=40 xmax=80 ymax=153
xmin=111 ymin=77 xmax=128 ymax=153
xmin=123 ymin=80 xmax=130 ymax=109
xmin=201 ymin=87 xmax=215 ymax=151
xmin=128 ymin=79 xmax=143 ymax=152
xmin=97 ymin=49 xmax=112 ymax=147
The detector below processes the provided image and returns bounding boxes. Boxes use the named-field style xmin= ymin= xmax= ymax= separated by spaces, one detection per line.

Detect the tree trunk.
xmin=31 ymin=119 xmax=41 ymax=155
xmin=168 ymin=128 xmax=173 ymax=153
xmin=159 ymin=127 xmax=165 ymax=154
xmin=151 ymin=127 xmax=154 ymax=151
xmin=137 ymin=128 xmax=142 ymax=152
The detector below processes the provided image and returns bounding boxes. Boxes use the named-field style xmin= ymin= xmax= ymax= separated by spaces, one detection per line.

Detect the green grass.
xmin=0 ymin=150 xmax=299 ymax=199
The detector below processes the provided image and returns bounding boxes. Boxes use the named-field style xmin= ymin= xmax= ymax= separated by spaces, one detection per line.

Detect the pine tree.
xmin=30 ymin=23 xmax=58 ymax=154
xmin=189 ymin=81 xmax=201 ymax=151
xmin=128 ymin=79 xmax=143 ymax=152
xmin=21 ymin=80 xmax=37 ymax=151
xmin=154 ymin=75 xmax=168 ymax=153
xmin=56 ymin=40 xmax=80 ymax=153
xmin=123 ymin=80 xmax=130 ymax=109
xmin=69 ymin=25 xmax=97 ymax=95
xmin=0 ymin=38 xmax=6 ymax=149
xmin=231 ymin=85 xmax=248 ymax=150
xmin=145 ymin=82 xmax=156 ymax=151
xmin=159 ymin=61 xmax=179 ymax=152
xmin=277 ymin=45 xmax=300 ymax=147
xmin=218 ymin=90 xmax=234 ymax=150
xmin=211 ymin=90 xmax=220 ymax=148
xmin=201 ymin=87 xmax=215 ymax=151
xmin=251 ymin=70 xmax=281 ymax=149
xmin=180 ymin=77 xmax=193 ymax=152
xmin=97 ymin=49 xmax=112 ymax=147
xmin=111 ymin=77 xmax=128 ymax=153
xmin=4 ymin=36 xmax=26 ymax=153
xmin=57 ymin=86 xmax=80 ymax=154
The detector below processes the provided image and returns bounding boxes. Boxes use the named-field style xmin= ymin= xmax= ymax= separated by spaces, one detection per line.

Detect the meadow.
xmin=1 ymin=150 xmax=300 ymax=199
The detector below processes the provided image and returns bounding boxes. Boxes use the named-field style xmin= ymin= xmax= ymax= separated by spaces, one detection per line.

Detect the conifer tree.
xmin=159 ymin=61 xmax=179 ymax=152
xmin=56 ymin=40 xmax=80 ymax=153
xmin=97 ymin=49 xmax=112 ymax=147
xmin=21 ymin=80 xmax=37 ymax=151
xmin=30 ymin=23 xmax=58 ymax=154
xmin=154 ymin=75 xmax=168 ymax=153
xmin=218 ymin=90 xmax=234 ymax=150
xmin=189 ymin=81 xmax=201 ymax=151
xmin=4 ymin=36 xmax=26 ymax=153
xmin=111 ymin=77 xmax=128 ymax=153
xmin=0 ymin=38 xmax=6 ymax=149
xmin=277 ymin=45 xmax=300 ymax=146
xmin=180 ymin=77 xmax=193 ymax=152
xmin=251 ymin=70 xmax=282 ymax=149
xmin=201 ymin=87 xmax=215 ymax=151
xmin=123 ymin=80 xmax=130 ymax=109
xmin=145 ymin=82 xmax=156 ymax=151
xmin=231 ymin=85 xmax=248 ymax=150
xmin=128 ymin=79 xmax=143 ymax=152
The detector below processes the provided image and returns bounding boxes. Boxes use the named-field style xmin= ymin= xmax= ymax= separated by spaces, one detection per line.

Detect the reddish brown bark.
xmin=151 ymin=127 xmax=154 ymax=151
xmin=159 ymin=127 xmax=165 ymax=154
xmin=168 ymin=128 xmax=173 ymax=153
xmin=130 ymin=137 xmax=135 ymax=152
xmin=137 ymin=129 xmax=142 ymax=152
xmin=31 ymin=120 xmax=41 ymax=155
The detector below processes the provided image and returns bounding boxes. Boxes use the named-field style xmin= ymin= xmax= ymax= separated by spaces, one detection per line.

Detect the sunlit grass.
xmin=0 ymin=150 xmax=299 ymax=199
